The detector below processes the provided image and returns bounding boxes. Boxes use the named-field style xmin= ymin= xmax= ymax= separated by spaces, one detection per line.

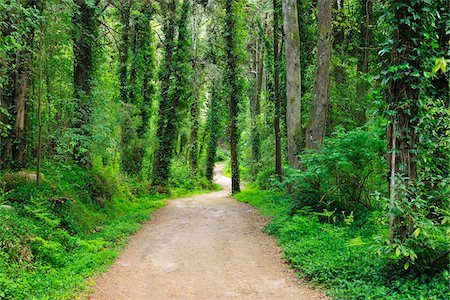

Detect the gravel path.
xmin=88 ymin=165 xmax=327 ymax=300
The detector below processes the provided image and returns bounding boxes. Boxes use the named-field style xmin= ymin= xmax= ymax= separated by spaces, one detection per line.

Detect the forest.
xmin=0 ymin=0 xmax=449 ymax=299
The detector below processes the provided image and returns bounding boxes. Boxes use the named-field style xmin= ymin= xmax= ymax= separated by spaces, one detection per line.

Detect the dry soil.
xmin=88 ymin=165 xmax=327 ymax=300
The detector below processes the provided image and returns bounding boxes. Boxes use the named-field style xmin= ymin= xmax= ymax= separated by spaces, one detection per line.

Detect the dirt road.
xmin=88 ymin=165 xmax=326 ymax=300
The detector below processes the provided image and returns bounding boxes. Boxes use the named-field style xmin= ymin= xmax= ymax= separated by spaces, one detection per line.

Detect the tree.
xmin=119 ymin=0 xmax=132 ymax=103
xmin=224 ymin=0 xmax=246 ymax=193
xmin=273 ymin=0 xmax=283 ymax=177
xmin=282 ymin=0 xmax=301 ymax=168
xmin=72 ymin=0 xmax=100 ymax=167
xmin=205 ymin=79 xmax=221 ymax=181
xmin=0 ymin=0 xmax=42 ymax=169
xmin=153 ymin=0 xmax=192 ymax=187
xmin=120 ymin=1 xmax=157 ymax=175
xmin=188 ymin=3 xmax=203 ymax=175
xmin=249 ymin=33 xmax=263 ymax=177
xmin=305 ymin=0 xmax=332 ymax=150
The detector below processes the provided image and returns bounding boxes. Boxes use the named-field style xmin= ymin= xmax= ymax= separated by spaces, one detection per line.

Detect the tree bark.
xmin=205 ymin=80 xmax=220 ymax=182
xmin=283 ymin=0 xmax=301 ymax=168
xmin=72 ymin=0 xmax=100 ymax=167
xmin=153 ymin=0 xmax=178 ymax=187
xmin=119 ymin=0 xmax=132 ymax=103
xmin=305 ymin=0 xmax=332 ymax=150
xmin=355 ymin=0 xmax=372 ymax=126
xmin=189 ymin=11 xmax=201 ymax=175
xmin=250 ymin=41 xmax=263 ymax=177
xmin=225 ymin=0 xmax=242 ymax=193
xmin=274 ymin=0 xmax=283 ymax=178
xmin=386 ymin=1 xmax=421 ymax=241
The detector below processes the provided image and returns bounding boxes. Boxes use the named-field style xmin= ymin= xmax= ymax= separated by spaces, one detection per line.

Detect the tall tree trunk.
xmin=205 ymin=80 xmax=220 ymax=182
xmin=153 ymin=0 xmax=178 ymax=187
xmin=37 ymin=24 xmax=43 ymax=186
xmin=119 ymin=0 xmax=132 ymax=103
xmin=355 ymin=0 xmax=372 ymax=126
xmin=225 ymin=0 xmax=244 ymax=193
xmin=13 ymin=52 xmax=31 ymax=167
xmin=305 ymin=0 xmax=332 ymax=150
xmin=189 ymin=11 xmax=201 ymax=175
xmin=140 ymin=2 xmax=156 ymax=136
xmin=0 ymin=0 xmax=39 ymax=169
xmin=386 ymin=1 xmax=421 ymax=241
xmin=250 ymin=41 xmax=263 ymax=177
xmin=128 ymin=15 xmax=139 ymax=105
xmin=386 ymin=0 xmax=426 ymax=241
xmin=273 ymin=0 xmax=283 ymax=178
xmin=283 ymin=0 xmax=301 ymax=168
xmin=153 ymin=0 xmax=191 ymax=187
xmin=72 ymin=0 xmax=99 ymax=167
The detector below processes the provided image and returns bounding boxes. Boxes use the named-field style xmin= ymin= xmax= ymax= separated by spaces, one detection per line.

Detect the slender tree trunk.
xmin=205 ymin=80 xmax=220 ymax=182
xmin=224 ymin=0 xmax=243 ymax=193
xmin=274 ymin=0 xmax=283 ymax=178
xmin=37 ymin=25 xmax=43 ymax=186
xmin=140 ymin=2 xmax=156 ymax=136
xmin=305 ymin=0 xmax=332 ymax=150
xmin=355 ymin=0 xmax=372 ymax=126
xmin=119 ymin=0 xmax=132 ymax=103
xmin=14 ymin=55 xmax=31 ymax=167
xmin=250 ymin=41 xmax=263 ymax=177
xmin=189 ymin=12 xmax=201 ymax=175
xmin=283 ymin=0 xmax=301 ymax=168
xmin=128 ymin=17 xmax=139 ymax=105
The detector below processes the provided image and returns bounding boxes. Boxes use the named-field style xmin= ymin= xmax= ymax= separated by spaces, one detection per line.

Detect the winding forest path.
xmin=88 ymin=165 xmax=326 ymax=300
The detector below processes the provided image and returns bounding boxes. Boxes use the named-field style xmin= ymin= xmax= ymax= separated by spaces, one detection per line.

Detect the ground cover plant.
xmin=0 ymin=161 xmax=213 ymax=299
xmin=234 ymin=188 xmax=449 ymax=299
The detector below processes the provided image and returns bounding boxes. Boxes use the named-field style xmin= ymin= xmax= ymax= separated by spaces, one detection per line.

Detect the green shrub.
xmin=0 ymin=160 xmax=211 ymax=298
xmin=284 ymin=128 xmax=386 ymax=218
xmin=234 ymin=189 xmax=450 ymax=299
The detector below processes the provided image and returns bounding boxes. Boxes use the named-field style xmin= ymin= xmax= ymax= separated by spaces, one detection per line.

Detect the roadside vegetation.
xmin=0 ymin=162 xmax=214 ymax=299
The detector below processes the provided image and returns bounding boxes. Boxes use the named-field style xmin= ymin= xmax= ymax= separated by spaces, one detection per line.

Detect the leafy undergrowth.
xmin=234 ymin=189 xmax=450 ymax=300
xmin=0 ymin=162 xmax=215 ymax=299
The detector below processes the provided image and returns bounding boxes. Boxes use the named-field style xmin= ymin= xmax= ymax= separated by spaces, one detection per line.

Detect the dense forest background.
xmin=0 ymin=0 xmax=449 ymax=298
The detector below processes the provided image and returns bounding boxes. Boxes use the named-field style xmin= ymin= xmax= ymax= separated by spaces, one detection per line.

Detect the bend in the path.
xmin=88 ymin=164 xmax=327 ymax=300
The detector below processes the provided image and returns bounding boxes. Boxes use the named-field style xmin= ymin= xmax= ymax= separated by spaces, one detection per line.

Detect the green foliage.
xmin=234 ymin=189 xmax=450 ymax=299
xmin=257 ymin=129 xmax=386 ymax=217
xmin=0 ymin=160 xmax=215 ymax=298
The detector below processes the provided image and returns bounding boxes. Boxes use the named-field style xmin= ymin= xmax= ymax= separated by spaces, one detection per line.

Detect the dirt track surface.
xmin=88 ymin=165 xmax=327 ymax=300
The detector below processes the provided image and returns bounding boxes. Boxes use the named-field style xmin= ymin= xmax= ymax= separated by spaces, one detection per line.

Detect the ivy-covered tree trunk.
xmin=283 ymin=0 xmax=301 ymax=169
xmin=153 ymin=0 xmax=177 ymax=187
xmin=120 ymin=1 xmax=156 ymax=176
xmin=119 ymin=0 xmax=132 ymax=103
xmin=139 ymin=2 xmax=157 ymax=136
xmin=72 ymin=0 xmax=99 ymax=167
xmin=189 ymin=11 xmax=201 ymax=175
xmin=273 ymin=0 xmax=282 ymax=178
xmin=224 ymin=0 xmax=246 ymax=193
xmin=205 ymin=80 xmax=221 ymax=182
xmin=153 ymin=0 xmax=192 ymax=187
xmin=385 ymin=1 xmax=422 ymax=242
xmin=305 ymin=0 xmax=332 ymax=150
xmin=0 ymin=0 xmax=40 ymax=170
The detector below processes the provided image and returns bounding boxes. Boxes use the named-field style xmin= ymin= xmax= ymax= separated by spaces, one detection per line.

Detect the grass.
xmin=0 ymin=162 xmax=216 ymax=299
xmin=233 ymin=189 xmax=450 ymax=300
